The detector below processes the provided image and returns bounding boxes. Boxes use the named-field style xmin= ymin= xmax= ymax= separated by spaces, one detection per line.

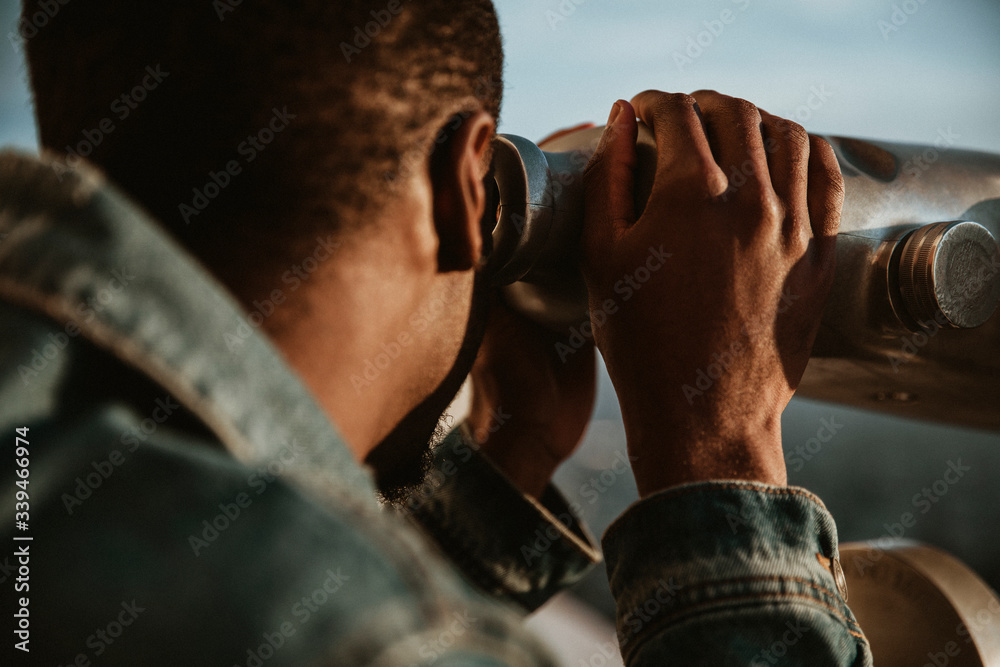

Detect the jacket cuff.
xmin=403 ymin=424 xmax=601 ymax=611
xmin=602 ymin=481 xmax=861 ymax=662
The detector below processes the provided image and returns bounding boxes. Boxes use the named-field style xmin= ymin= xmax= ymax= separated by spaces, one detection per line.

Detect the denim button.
xmin=831 ymin=556 xmax=848 ymax=602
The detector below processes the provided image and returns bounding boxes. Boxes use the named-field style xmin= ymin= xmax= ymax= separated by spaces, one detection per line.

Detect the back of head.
xmin=23 ymin=0 xmax=503 ymax=291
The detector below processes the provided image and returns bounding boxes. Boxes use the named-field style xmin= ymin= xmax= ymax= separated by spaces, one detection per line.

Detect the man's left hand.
xmin=467 ymin=292 xmax=596 ymax=498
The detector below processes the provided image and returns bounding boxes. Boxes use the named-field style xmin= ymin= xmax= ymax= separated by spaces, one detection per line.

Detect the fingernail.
xmin=607 ymin=100 xmax=623 ymax=126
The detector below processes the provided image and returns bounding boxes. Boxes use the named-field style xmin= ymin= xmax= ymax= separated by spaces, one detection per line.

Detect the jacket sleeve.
xmin=0 ymin=396 xmax=563 ymax=666
xmin=401 ymin=423 xmax=601 ymax=611
xmin=602 ymin=480 xmax=873 ymax=666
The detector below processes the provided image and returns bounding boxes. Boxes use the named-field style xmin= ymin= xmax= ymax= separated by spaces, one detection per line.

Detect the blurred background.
xmin=2 ymin=0 xmax=998 ymax=664
xmin=490 ymin=0 xmax=1000 ymax=662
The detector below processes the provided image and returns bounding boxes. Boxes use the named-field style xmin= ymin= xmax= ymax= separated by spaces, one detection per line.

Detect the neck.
xmin=226 ymin=199 xmax=472 ymax=464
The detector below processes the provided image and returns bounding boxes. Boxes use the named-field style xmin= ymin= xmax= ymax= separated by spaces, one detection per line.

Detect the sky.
xmin=494 ymin=0 xmax=1000 ymax=153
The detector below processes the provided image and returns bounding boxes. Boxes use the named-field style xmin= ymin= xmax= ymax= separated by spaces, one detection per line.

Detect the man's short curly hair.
xmin=23 ymin=0 xmax=503 ymax=286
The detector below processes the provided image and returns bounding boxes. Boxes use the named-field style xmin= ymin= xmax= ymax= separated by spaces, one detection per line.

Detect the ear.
xmin=430 ymin=110 xmax=495 ymax=273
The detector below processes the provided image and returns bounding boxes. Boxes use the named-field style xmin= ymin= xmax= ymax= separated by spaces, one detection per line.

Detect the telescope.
xmin=487 ymin=124 xmax=1000 ymax=432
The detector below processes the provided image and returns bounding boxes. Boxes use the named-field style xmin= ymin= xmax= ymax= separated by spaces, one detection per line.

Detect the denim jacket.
xmin=0 ymin=151 xmax=871 ymax=666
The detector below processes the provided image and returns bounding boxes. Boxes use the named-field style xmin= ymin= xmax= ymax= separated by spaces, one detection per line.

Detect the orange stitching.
xmin=621 ymin=574 xmax=847 ymax=608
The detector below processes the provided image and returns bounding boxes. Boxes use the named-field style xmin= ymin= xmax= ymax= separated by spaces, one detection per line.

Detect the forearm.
xmin=625 ymin=422 xmax=787 ymax=497
xmin=473 ymin=422 xmax=561 ymax=500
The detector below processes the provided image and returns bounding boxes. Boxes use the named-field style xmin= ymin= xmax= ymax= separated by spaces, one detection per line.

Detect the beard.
xmin=367 ymin=269 xmax=491 ymax=504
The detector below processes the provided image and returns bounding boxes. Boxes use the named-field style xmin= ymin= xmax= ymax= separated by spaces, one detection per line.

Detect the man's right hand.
xmin=581 ymin=90 xmax=843 ymax=498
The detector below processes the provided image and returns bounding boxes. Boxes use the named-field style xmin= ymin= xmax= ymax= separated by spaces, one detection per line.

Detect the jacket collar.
xmin=0 ymin=150 xmax=378 ymax=507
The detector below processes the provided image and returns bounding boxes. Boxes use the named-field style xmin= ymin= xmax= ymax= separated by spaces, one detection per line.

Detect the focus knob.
xmin=896 ymin=221 xmax=1000 ymax=329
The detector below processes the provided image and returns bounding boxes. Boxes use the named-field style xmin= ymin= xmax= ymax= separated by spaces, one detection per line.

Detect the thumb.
xmin=583 ymin=100 xmax=638 ymax=252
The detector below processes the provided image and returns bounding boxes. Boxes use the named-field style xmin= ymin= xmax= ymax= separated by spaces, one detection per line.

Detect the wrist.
xmin=626 ymin=420 xmax=787 ymax=498
xmin=464 ymin=421 xmax=560 ymax=499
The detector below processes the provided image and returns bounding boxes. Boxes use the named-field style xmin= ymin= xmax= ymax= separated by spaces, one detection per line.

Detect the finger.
xmin=538 ymin=122 xmax=596 ymax=147
xmin=630 ymin=90 xmax=726 ymax=199
xmin=806 ymin=135 xmax=844 ymax=240
xmin=759 ymin=109 xmax=811 ymax=246
xmin=583 ymin=100 xmax=638 ymax=250
xmin=690 ymin=90 xmax=770 ymax=197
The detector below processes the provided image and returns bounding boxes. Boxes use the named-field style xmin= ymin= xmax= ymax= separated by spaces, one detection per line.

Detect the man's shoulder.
xmin=0 ymin=158 xmax=420 ymax=661
xmin=1 ymin=385 xmax=430 ymax=664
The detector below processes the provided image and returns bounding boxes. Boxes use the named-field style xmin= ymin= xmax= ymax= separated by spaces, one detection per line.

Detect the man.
xmin=0 ymin=0 xmax=869 ymax=664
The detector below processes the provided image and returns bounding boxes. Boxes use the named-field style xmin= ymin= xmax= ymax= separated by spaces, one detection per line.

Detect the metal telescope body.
xmin=488 ymin=125 xmax=1000 ymax=432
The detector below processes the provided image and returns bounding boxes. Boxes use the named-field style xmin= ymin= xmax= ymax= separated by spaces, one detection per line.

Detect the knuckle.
xmin=785 ymin=215 xmax=811 ymax=253
xmin=690 ymin=88 xmax=720 ymax=99
xmin=809 ymin=135 xmax=839 ymax=168
xmin=774 ymin=118 xmax=809 ymax=149
xmin=751 ymin=188 xmax=785 ymax=225
xmin=676 ymin=162 xmax=727 ymax=198
xmin=809 ymin=137 xmax=845 ymax=192
xmin=633 ymin=88 xmax=661 ymax=102
xmin=674 ymin=92 xmax=698 ymax=107
xmin=765 ymin=195 xmax=786 ymax=225
xmin=656 ymin=92 xmax=698 ymax=112
xmin=809 ymin=134 xmax=835 ymax=159
xmin=728 ymin=97 xmax=761 ymax=123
